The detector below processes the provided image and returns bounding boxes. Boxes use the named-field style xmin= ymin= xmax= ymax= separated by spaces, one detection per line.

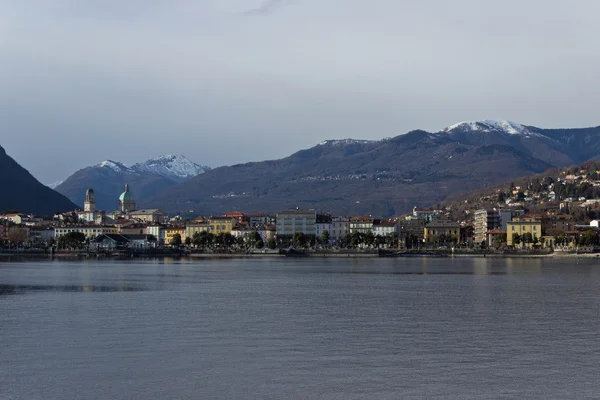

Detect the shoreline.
xmin=1 ymin=250 xmax=599 ymax=260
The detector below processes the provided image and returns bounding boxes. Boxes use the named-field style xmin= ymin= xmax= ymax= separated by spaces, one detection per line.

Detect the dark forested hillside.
xmin=0 ymin=145 xmax=77 ymax=215
xmin=145 ymin=121 xmax=600 ymax=216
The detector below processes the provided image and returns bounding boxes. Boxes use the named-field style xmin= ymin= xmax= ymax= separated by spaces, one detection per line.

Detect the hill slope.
xmin=0 ymin=145 xmax=77 ymax=215
xmin=145 ymin=121 xmax=600 ymax=216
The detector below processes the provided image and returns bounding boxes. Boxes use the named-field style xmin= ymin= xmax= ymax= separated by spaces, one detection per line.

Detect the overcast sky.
xmin=1 ymin=0 xmax=599 ymax=183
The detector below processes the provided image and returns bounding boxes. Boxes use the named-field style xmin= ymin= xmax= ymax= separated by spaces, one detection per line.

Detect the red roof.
xmin=224 ymin=212 xmax=247 ymax=217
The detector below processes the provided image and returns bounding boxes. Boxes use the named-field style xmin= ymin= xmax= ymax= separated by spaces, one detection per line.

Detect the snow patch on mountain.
xmin=47 ymin=180 xmax=64 ymax=189
xmin=318 ymin=139 xmax=381 ymax=146
xmin=131 ymin=155 xmax=210 ymax=182
xmin=97 ymin=160 xmax=133 ymax=173
xmin=440 ymin=120 xmax=542 ymax=137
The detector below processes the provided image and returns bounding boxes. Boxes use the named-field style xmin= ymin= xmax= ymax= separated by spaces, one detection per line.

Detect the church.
xmin=77 ymin=184 xmax=166 ymax=224
xmin=119 ymin=184 xmax=136 ymax=213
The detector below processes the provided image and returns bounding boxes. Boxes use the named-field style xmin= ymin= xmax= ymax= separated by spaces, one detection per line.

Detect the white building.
xmin=373 ymin=220 xmax=398 ymax=236
xmin=146 ymin=225 xmax=166 ymax=245
xmin=276 ymin=210 xmax=317 ymax=237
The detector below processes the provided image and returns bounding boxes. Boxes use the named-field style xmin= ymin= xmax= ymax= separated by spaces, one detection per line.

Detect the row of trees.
xmin=171 ymin=231 xmax=277 ymax=250
xmin=512 ymin=232 xmax=539 ymax=246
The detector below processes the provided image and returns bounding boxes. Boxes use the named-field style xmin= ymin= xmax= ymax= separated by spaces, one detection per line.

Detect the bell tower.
xmin=84 ymin=189 xmax=96 ymax=212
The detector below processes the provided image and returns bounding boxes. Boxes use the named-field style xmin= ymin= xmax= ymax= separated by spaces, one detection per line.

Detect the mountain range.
xmin=140 ymin=120 xmax=600 ymax=216
xmin=54 ymin=155 xmax=210 ymax=211
xmin=0 ymin=145 xmax=77 ymax=215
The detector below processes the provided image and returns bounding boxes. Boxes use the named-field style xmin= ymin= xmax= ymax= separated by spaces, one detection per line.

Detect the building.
xmin=473 ymin=209 xmax=500 ymax=244
xmin=276 ymin=210 xmax=317 ymax=237
xmin=423 ymin=220 xmax=461 ymax=244
xmin=80 ymin=188 xmax=107 ymax=223
xmin=373 ymin=219 xmax=398 ymax=237
xmin=147 ymin=225 xmax=166 ymax=245
xmin=1 ymin=213 xmax=24 ymax=225
xmin=248 ymin=213 xmax=275 ymax=227
xmin=29 ymin=226 xmax=55 ymax=241
xmin=129 ymin=209 xmax=167 ymax=223
xmin=230 ymin=226 xmax=256 ymax=240
xmin=315 ymin=214 xmax=332 ymax=240
xmin=330 ymin=217 xmax=350 ymax=244
xmin=119 ymin=184 xmax=136 ymax=213
xmin=223 ymin=212 xmax=249 ymax=225
xmin=349 ymin=216 xmax=373 ymax=234
xmin=398 ymin=219 xmax=426 ymax=247
xmin=92 ymin=234 xmax=156 ymax=250
xmin=165 ymin=226 xmax=186 ymax=244
xmin=486 ymin=229 xmax=507 ymax=247
xmin=118 ymin=223 xmax=147 ymax=235
xmin=54 ymin=225 xmax=118 ymax=239
xmin=257 ymin=225 xmax=276 ymax=242
xmin=542 ymin=214 xmax=574 ymax=234
xmin=84 ymin=189 xmax=95 ymax=212
xmin=186 ymin=222 xmax=211 ymax=239
xmin=499 ymin=209 xmax=524 ymax=231
xmin=412 ymin=207 xmax=440 ymax=222
xmin=506 ymin=215 xmax=543 ymax=247
xmin=208 ymin=217 xmax=236 ymax=234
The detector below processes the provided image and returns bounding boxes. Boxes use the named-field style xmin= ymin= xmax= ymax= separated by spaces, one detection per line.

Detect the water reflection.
xmin=0 ymin=284 xmax=144 ymax=296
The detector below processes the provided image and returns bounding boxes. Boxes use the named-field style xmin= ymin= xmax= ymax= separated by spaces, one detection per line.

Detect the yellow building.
xmin=506 ymin=215 xmax=543 ymax=247
xmin=165 ymin=226 xmax=186 ymax=245
xmin=208 ymin=217 xmax=236 ymax=234
xmin=423 ymin=221 xmax=460 ymax=243
xmin=186 ymin=222 xmax=211 ymax=239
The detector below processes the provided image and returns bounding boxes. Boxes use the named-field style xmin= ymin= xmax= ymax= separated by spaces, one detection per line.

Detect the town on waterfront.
xmin=3 ymin=162 xmax=600 ymax=257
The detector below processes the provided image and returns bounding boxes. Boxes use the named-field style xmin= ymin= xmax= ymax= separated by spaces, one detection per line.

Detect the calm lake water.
xmin=1 ymin=257 xmax=600 ymax=399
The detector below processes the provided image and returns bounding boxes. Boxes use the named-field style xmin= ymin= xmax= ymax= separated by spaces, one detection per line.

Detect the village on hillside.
xmin=3 ymin=162 xmax=600 ymax=254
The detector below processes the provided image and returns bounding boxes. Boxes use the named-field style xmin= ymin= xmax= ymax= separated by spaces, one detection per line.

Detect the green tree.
xmin=386 ymin=232 xmax=399 ymax=248
xmin=170 ymin=233 xmax=182 ymax=247
xmin=267 ymin=239 xmax=277 ymax=250
xmin=192 ymin=232 xmax=203 ymax=247
xmin=245 ymin=231 xmax=262 ymax=248
xmin=497 ymin=191 xmax=506 ymax=203
xmin=320 ymin=230 xmax=330 ymax=245
xmin=255 ymin=239 xmax=264 ymax=249
xmin=58 ymin=232 xmax=86 ymax=249
xmin=364 ymin=231 xmax=375 ymax=247
xmin=292 ymin=232 xmax=307 ymax=247
xmin=578 ymin=230 xmax=598 ymax=246
xmin=184 ymin=237 xmax=192 ymax=247
xmin=522 ymin=232 xmax=533 ymax=245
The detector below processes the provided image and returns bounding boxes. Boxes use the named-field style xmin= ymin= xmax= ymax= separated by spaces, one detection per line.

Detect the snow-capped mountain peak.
xmin=440 ymin=120 xmax=541 ymax=137
xmin=97 ymin=160 xmax=133 ymax=173
xmin=131 ymin=154 xmax=210 ymax=182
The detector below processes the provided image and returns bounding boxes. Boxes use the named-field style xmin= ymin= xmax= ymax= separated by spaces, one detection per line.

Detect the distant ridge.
xmin=144 ymin=120 xmax=600 ymax=216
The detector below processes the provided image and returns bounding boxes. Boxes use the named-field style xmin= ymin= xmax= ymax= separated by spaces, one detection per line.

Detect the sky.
xmin=1 ymin=0 xmax=599 ymax=183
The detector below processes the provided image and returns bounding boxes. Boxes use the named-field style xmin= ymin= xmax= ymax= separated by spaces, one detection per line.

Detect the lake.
xmin=1 ymin=257 xmax=600 ymax=399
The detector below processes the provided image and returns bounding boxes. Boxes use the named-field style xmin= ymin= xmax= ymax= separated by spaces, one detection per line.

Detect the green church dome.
xmin=119 ymin=184 xmax=135 ymax=202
